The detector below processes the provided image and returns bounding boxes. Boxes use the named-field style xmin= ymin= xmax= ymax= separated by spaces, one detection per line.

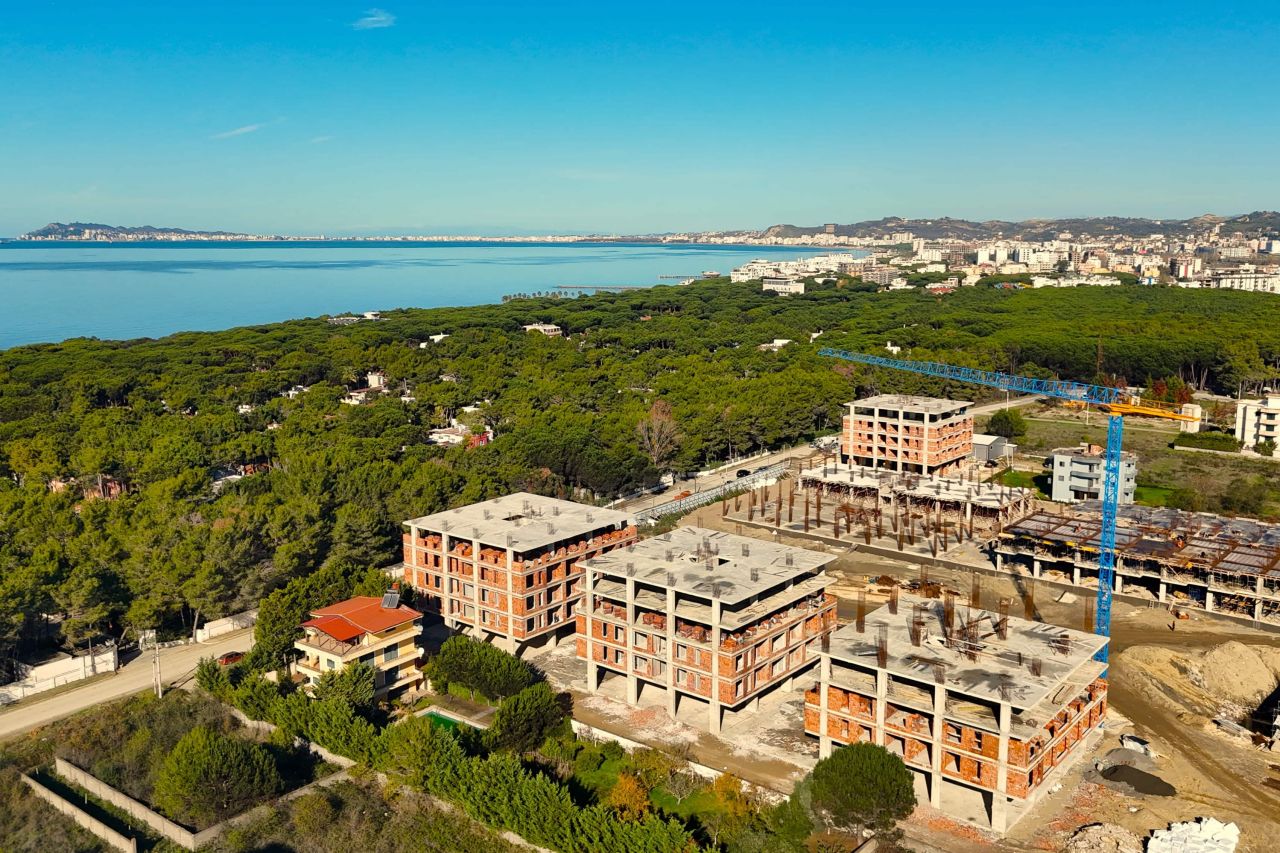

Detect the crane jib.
xmin=818 ymin=347 xmax=1122 ymax=669
xmin=817 ymin=348 xmax=1125 ymax=406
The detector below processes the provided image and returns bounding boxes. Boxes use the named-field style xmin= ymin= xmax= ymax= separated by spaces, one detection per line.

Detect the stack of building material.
xmin=1147 ymin=817 xmax=1240 ymax=853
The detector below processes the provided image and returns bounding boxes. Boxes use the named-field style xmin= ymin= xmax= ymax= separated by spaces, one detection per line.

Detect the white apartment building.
xmin=762 ymin=277 xmax=805 ymax=295
xmin=1047 ymin=444 xmax=1137 ymax=505
xmin=1235 ymin=395 xmax=1280 ymax=449
xmin=1209 ymin=269 xmax=1280 ymax=294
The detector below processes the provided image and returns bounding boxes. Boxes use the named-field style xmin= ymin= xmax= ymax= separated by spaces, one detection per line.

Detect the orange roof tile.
xmin=302 ymin=595 xmax=419 ymax=642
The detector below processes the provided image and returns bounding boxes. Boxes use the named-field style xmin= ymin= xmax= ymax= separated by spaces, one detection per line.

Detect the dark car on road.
xmin=735 ymin=469 xmax=751 ymax=478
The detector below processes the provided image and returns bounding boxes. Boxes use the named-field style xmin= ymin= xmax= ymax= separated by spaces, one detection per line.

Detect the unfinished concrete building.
xmin=805 ymin=593 xmax=1108 ymax=832
xmin=797 ymin=463 xmax=1033 ymax=545
xmin=402 ymin=493 xmax=637 ymax=654
xmin=841 ymin=394 xmax=973 ymax=475
xmin=994 ymin=502 xmax=1280 ymax=625
xmin=575 ymin=527 xmax=838 ymax=733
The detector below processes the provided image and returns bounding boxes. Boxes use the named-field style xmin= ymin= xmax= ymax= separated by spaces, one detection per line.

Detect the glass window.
xmin=384 ymin=644 xmax=399 ymax=661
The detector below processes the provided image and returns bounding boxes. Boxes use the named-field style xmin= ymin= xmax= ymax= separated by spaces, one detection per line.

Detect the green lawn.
xmin=572 ymin=756 xmax=626 ymax=801
xmin=1134 ymin=484 xmax=1176 ymax=506
xmin=650 ymin=786 xmax=723 ymax=821
xmin=991 ymin=468 xmax=1050 ymax=498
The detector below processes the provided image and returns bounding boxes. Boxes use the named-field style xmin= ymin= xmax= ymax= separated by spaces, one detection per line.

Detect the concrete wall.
xmin=195 ymin=609 xmax=257 ymax=643
xmin=21 ymin=772 xmax=137 ymax=853
xmin=1 ymin=647 xmax=118 ymax=703
xmin=55 ymin=758 xmax=199 ymax=849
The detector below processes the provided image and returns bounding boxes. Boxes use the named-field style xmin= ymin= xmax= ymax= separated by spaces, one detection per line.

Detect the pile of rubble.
xmin=1065 ymin=823 xmax=1143 ymax=853
xmin=1147 ymin=817 xmax=1240 ymax=853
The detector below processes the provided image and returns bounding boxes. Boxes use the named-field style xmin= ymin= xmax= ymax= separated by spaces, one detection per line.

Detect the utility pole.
xmin=152 ymin=633 xmax=163 ymax=698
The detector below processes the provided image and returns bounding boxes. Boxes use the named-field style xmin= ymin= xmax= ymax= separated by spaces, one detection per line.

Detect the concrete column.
xmin=471 ymin=537 xmax=482 ymax=636
xmin=665 ymin=587 xmax=678 ymax=718
xmin=930 ymin=683 xmax=945 ymax=808
xmin=1072 ymin=563 xmax=1081 ymax=586
xmin=1205 ymin=590 xmax=1215 ymax=612
xmin=993 ymin=701 xmax=1012 ymax=833
xmin=625 ymin=576 xmax=638 ymax=706
xmin=873 ymin=667 xmax=888 ymax=747
xmin=1031 ymin=558 xmax=1041 ymax=578
xmin=1113 ymin=574 xmax=1124 ymax=594
xmin=1158 ymin=579 xmax=1167 ymax=603
xmin=506 ymin=545 xmax=517 ymax=648
xmin=584 ymin=562 xmax=598 ymax=691
xmin=441 ymin=531 xmax=454 ymax=630
xmin=709 ymin=598 xmax=723 ymax=735
xmin=819 ymin=653 xmax=832 ymax=759
xmin=782 ymin=674 xmax=795 ymax=693
xmin=994 ymin=551 xmax=1004 ymax=573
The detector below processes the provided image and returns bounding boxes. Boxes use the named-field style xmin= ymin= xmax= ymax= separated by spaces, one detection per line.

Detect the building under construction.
xmin=804 ymin=592 xmax=1108 ymax=832
xmin=791 ymin=463 xmax=1033 ymax=545
xmin=994 ymin=502 xmax=1280 ymax=625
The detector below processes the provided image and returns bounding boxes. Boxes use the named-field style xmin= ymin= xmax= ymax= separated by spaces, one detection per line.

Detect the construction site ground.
xmin=670 ymin=503 xmax=1280 ymax=853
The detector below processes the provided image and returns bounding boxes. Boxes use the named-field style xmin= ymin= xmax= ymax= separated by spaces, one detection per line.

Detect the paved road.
xmin=615 ymin=442 xmax=822 ymax=515
xmin=0 ymin=629 xmax=254 ymax=741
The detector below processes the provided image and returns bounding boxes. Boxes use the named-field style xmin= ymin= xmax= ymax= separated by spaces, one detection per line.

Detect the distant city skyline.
xmin=2 ymin=1 xmax=1278 ymax=237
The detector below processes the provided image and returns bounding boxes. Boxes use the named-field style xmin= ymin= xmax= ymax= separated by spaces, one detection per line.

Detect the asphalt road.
xmin=616 ymin=441 xmax=822 ymax=515
xmin=0 ymin=629 xmax=255 ymax=741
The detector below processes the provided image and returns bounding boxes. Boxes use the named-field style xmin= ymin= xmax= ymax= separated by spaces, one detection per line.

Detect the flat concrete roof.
xmin=826 ymin=593 xmax=1107 ymax=713
xmin=404 ymin=492 xmax=632 ymax=552
xmin=582 ymin=526 xmax=834 ymax=607
xmin=849 ymin=394 xmax=972 ymax=414
xmin=801 ymin=465 xmax=1031 ymax=510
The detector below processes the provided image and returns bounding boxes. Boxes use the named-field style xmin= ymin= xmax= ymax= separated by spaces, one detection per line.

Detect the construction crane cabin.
xmin=818 ymin=348 xmax=1197 ymax=663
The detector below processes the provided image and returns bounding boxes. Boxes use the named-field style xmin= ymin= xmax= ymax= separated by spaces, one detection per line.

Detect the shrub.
xmin=1172 ymin=430 xmax=1241 ymax=452
xmin=153 ymin=726 xmax=283 ymax=827
xmin=313 ymin=661 xmax=376 ymax=711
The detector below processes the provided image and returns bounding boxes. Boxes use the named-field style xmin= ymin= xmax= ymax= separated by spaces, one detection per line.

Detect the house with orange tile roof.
xmin=293 ymin=588 xmax=423 ymax=699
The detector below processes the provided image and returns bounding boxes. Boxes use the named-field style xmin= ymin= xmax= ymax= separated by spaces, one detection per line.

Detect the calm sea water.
xmin=0 ymin=241 xmax=828 ymax=349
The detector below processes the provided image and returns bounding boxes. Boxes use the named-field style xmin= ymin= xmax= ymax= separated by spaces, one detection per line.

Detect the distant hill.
xmin=764 ymin=212 xmax=1280 ymax=241
xmin=22 ymin=222 xmax=252 ymax=240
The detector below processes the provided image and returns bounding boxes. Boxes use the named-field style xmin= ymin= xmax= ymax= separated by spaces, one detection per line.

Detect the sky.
xmin=1 ymin=1 xmax=1278 ymax=236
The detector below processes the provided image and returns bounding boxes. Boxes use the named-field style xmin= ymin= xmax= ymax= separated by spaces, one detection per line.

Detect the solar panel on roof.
xmin=381 ymin=588 xmax=400 ymax=609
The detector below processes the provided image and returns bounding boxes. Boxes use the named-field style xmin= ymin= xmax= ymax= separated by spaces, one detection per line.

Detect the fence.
xmin=194 ymin=609 xmax=257 ymax=643
xmin=21 ymin=772 xmax=137 ymax=853
xmin=0 ymin=646 xmax=118 ymax=703
xmin=635 ymin=463 xmax=786 ymax=522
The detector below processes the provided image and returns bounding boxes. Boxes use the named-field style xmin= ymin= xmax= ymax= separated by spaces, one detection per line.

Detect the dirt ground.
xmin=679 ymin=504 xmax=1280 ymax=853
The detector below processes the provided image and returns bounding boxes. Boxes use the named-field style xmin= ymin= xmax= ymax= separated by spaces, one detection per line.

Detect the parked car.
xmin=216 ymin=651 xmax=244 ymax=667
xmin=735 ymin=469 xmax=751 ymax=478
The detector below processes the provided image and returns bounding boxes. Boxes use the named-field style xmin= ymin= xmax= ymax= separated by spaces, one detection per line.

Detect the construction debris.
xmin=1147 ymin=817 xmax=1240 ymax=853
xmin=1065 ymin=823 xmax=1143 ymax=853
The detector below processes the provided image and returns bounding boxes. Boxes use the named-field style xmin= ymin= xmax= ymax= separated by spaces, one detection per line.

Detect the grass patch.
xmin=1134 ymin=484 xmax=1177 ymax=506
xmin=571 ymin=756 xmax=626 ymax=801
xmin=650 ymin=786 xmax=722 ymax=821
xmin=991 ymin=468 xmax=1050 ymax=498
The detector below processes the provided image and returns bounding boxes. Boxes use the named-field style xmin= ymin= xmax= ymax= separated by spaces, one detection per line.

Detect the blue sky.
xmin=1 ymin=1 xmax=1277 ymax=236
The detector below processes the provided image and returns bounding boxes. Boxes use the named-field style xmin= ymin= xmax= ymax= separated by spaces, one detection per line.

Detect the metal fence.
xmin=635 ymin=463 xmax=787 ymax=522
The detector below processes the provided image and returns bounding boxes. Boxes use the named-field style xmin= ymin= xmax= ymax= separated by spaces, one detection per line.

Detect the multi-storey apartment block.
xmin=402 ymin=493 xmax=636 ymax=655
xmin=841 ymin=395 xmax=973 ymax=475
xmin=805 ymin=594 xmax=1107 ymax=832
xmin=1235 ymin=394 xmax=1280 ymax=449
xmin=576 ymin=527 xmax=838 ymax=733
xmin=294 ymin=592 xmax=424 ymax=699
xmin=1047 ymin=444 xmax=1137 ymax=504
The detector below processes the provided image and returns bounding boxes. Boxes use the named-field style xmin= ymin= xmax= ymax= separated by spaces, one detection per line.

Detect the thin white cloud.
xmin=310 ymin=135 xmax=334 ymax=144
xmin=353 ymin=8 xmax=396 ymax=29
xmin=212 ymin=123 xmax=265 ymax=140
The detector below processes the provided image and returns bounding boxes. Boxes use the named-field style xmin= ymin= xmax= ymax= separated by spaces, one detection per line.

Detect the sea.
xmin=0 ymin=241 xmax=831 ymax=350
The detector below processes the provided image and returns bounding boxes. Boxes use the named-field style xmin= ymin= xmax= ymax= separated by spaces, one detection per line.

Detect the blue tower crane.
xmin=818 ymin=349 xmax=1196 ymax=663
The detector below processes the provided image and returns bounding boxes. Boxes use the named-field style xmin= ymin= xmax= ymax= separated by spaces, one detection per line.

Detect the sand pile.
xmin=1192 ymin=641 xmax=1280 ymax=706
